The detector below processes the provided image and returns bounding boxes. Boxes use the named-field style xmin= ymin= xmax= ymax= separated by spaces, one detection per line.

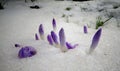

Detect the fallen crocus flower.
xmin=18 ymin=46 xmax=37 ymax=58
xmin=15 ymin=44 xmax=21 ymax=48
xmin=51 ymin=31 xmax=58 ymax=44
xmin=39 ymin=24 xmax=44 ymax=40
xmin=89 ymin=28 xmax=102 ymax=53
xmin=47 ymin=34 xmax=53 ymax=45
xmin=35 ymin=33 xmax=39 ymax=40
xmin=66 ymin=42 xmax=78 ymax=49
xmin=59 ymin=28 xmax=68 ymax=52
xmin=52 ymin=18 xmax=56 ymax=30
xmin=84 ymin=25 xmax=88 ymax=34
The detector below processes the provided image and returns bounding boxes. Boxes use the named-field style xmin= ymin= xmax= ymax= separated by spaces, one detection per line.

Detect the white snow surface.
xmin=0 ymin=0 xmax=120 ymax=71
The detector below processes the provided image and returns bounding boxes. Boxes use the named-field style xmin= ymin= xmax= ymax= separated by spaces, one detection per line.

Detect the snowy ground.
xmin=0 ymin=0 xmax=120 ymax=71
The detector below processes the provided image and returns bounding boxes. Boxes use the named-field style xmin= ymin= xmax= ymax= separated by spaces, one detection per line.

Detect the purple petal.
xmin=66 ymin=42 xmax=78 ymax=49
xmin=18 ymin=46 xmax=37 ymax=58
xmin=51 ymin=31 xmax=58 ymax=44
xmin=39 ymin=24 xmax=44 ymax=36
xmin=35 ymin=33 xmax=39 ymax=40
xmin=52 ymin=18 xmax=56 ymax=29
xmin=59 ymin=28 xmax=66 ymax=46
xmin=15 ymin=44 xmax=21 ymax=47
xmin=90 ymin=28 xmax=102 ymax=50
xmin=84 ymin=25 xmax=88 ymax=34
xmin=47 ymin=34 xmax=53 ymax=45
xmin=66 ymin=42 xmax=73 ymax=49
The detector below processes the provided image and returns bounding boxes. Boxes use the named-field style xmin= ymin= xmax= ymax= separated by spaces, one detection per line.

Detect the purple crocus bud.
xmin=84 ymin=25 xmax=88 ymax=34
xmin=89 ymin=28 xmax=102 ymax=53
xmin=47 ymin=34 xmax=53 ymax=45
xmin=35 ymin=33 xmax=39 ymax=40
xmin=66 ymin=42 xmax=78 ymax=49
xmin=39 ymin=24 xmax=44 ymax=40
xmin=15 ymin=44 xmax=21 ymax=47
xmin=51 ymin=31 xmax=58 ymax=44
xmin=59 ymin=28 xmax=68 ymax=52
xmin=18 ymin=46 xmax=37 ymax=58
xmin=52 ymin=18 xmax=56 ymax=30
xmin=59 ymin=28 xmax=66 ymax=46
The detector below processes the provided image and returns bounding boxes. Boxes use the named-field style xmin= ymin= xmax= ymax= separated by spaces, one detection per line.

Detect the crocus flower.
xmin=47 ymin=34 xmax=53 ymax=45
xmin=59 ymin=28 xmax=68 ymax=52
xmin=59 ymin=28 xmax=66 ymax=46
xmin=51 ymin=31 xmax=58 ymax=44
xmin=52 ymin=18 xmax=56 ymax=30
xmin=39 ymin=24 xmax=44 ymax=40
xmin=15 ymin=44 xmax=21 ymax=47
xmin=89 ymin=28 xmax=102 ymax=53
xmin=84 ymin=25 xmax=88 ymax=34
xmin=66 ymin=42 xmax=78 ymax=49
xmin=35 ymin=33 xmax=39 ymax=40
xmin=18 ymin=46 xmax=37 ymax=58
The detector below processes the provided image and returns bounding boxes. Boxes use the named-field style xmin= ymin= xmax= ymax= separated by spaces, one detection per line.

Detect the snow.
xmin=0 ymin=0 xmax=120 ymax=71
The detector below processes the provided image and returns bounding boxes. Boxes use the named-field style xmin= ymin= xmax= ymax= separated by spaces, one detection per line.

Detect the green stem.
xmin=103 ymin=17 xmax=113 ymax=24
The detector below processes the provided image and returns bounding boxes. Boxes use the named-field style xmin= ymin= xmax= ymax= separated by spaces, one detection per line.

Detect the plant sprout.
xmin=89 ymin=28 xmax=102 ymax=53
xmin=96 ymin=16 xmax=112 ymax=29
xmin=39 ymin=24 xmax=44 ymax=40
xmin=84 ymin=25 xmax=88 ymax=34
xmin=59 ymin=28 xmax=68 ymax=52
xmin=59 ymin=28 xmax=66 ymax=46
xmin=52 ymin=18 xmax=56 ymax=30
xmin=47 ymin=34 xmax=53 ymax=45
xmin=51 ymin=31 xmax=58 ymax=45
xmin=35 ymin=33 xmax=39 ymax=40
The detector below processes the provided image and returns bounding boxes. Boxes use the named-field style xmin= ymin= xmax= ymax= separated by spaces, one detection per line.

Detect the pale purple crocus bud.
xmin=89 ymin=28 xmax=102 ymax=53
xmin=59 ymin=28 xmax=68 ymax=52
xmin=15 ymin=44 xmax=21 ymax=48
xmin=51 ymin=31 xmax=58 ymax=44
xmin=59 ymin=28 xmax=66 ymax=46
xmin=84 ymin=25 xmax=88 ymax=34
xmin=47 ymin=34 xmax=53 ymax=45
xmin=18 ymin=46 xmax=37 ymax=58
xmin=39 ymin=24 xmax=44 ymax=40
xmin=66 ymin=42 xmax=78 ymax=49
xmin=35 ymin=33 xmax=39 ymax=40
xmin=52 ymin=18 xmax=56 ymax=30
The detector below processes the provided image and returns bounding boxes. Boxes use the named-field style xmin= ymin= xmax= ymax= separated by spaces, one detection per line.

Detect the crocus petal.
xmin=15 ymin=44 xmax=21 ymax=47
xmin=59 ymin=28 xmax=66 ymax=46
xmin=66 ymin=42 xmax=73 ymax=49
xmin=18 ymin=46 xmax=37 ymax=58
xmin=84 ymin=25 xmax=88 ymax=34
xmin=90 ymin=28 xmax=102 ymax=53
xmin=66 ymin=42 xmax=78 ymax=49
xmin=52 ymin=18 xmax=56 ymax=29
xmin=51 ymin=31 xmax=58 ymax=44
xmin=39 ymin=24 xmax=44 ymax=39
xmin=47 ymin=34 xmax=53 ymax=45
xmin=35 ymin=33 xmax=39 ymax=40
xmin=39 ymin=24 xmax=44 ymax=35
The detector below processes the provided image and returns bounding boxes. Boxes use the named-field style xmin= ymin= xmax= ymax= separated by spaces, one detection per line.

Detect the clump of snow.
xmin=0 ymin=0 xmax=120 ymax=71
